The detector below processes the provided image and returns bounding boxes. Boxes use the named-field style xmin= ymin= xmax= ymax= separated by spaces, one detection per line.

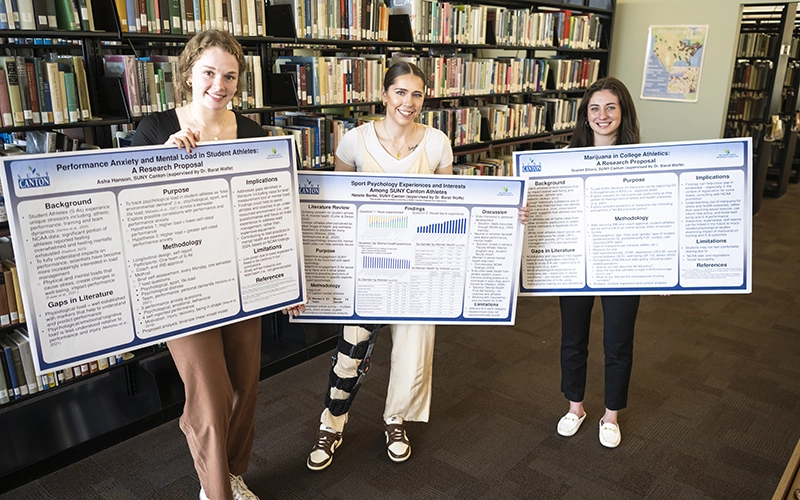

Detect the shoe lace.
xmin=385 ymin=424 xmax=407 ymax=445
xmin=311 ymin=429 xmax=340 ymax=453
xmin=230 ymin=474 xmax=259 ymax=500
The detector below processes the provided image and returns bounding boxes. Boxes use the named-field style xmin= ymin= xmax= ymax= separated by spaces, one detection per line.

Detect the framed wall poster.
xmin=641 ymin=25 xmax=709 ymax=102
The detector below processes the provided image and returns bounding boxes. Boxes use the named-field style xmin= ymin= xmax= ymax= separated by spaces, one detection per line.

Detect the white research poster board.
xmin=291 ymin=171 xmax=527 ymax=325
xmin=514 ymin=138 xmax=752 ymax=296
xmin=0 ymin=136 xmax=306 ymax=374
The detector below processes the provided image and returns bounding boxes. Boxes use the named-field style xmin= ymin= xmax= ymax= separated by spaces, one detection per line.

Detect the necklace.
xmin=188 ymin=105 xmax=228 ymax=141
xmin=383 ymin=120 xmax=414 ymax=159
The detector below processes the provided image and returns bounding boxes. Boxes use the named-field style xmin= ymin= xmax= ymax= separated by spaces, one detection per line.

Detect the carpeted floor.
xmin=3 ymin=187 xmax=800 ymax=499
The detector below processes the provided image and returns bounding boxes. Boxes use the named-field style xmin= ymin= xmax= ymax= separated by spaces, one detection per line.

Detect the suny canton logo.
xmin=716 ymin=148 xmax=738 ymax=159
xmin=18 ymin=166 xmax=51 ymax=189
xmin=497 ymin=186 xmax=514 ymax=197
xmin=521 ymin=159 xmax=542 ymax=173
xmin=298 ymin=178 xmax=320 ymax=195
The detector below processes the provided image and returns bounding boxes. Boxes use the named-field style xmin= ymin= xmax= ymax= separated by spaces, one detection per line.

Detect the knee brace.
xmin=325 ymin=324 xmax=382 ymax=416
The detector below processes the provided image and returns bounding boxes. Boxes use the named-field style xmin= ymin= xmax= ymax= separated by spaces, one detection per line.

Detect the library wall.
xmin=612 ymin=0 xmax=781 ymax=144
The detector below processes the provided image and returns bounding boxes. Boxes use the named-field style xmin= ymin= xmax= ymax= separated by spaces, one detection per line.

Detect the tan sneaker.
xmin=307 ymin=427 xmax=343 ymax=471
xmin=229 ymin=474 xmax=259 ymax=500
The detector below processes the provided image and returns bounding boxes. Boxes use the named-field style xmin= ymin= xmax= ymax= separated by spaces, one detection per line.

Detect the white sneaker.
xmin=599 ymin=420 xmax=621 ymax=448
xmin=230 ymin=474 xmax=260 ymax=500
xmin=385 ymin=416 xmax=411 ymax=462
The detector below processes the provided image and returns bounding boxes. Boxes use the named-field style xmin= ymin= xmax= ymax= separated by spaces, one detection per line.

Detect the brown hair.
xmin=383 ymin=61 xmax=427 ymax=91
xmin=569 ymin=77 xmax=640 ymax=148
xmin=176 ymin=29 xmax=247 ymax=99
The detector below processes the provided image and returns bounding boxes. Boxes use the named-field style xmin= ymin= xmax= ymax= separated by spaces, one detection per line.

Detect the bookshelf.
xmin=258 ymin=0 xmax=615 ymax=173
xmin=0 ymin=0 xmax=616 ymax=493
xmin=725 ymin=3 xmax=798 ymax=212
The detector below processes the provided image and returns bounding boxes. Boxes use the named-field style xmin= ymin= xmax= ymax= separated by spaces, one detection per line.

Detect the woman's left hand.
xmin=518 ymin=203 xmax=530 ymax=225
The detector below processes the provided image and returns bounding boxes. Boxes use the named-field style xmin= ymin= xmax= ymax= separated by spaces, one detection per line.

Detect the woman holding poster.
xmin=555 ymin=77 xmax=641 ymax=449
xmin=305 ymin=62 xmax=454 ymax=470
xmin=131 ymin=30 xmax=288 ymax=500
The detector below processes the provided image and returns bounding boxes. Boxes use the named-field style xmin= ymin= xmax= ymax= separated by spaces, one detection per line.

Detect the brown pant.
xmin=168 ymin=317 xmax=262 ymax=500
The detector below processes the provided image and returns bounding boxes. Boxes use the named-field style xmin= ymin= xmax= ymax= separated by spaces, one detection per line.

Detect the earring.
xmin=187 ymin=81 xmax=192 ymax=87
xmin=382 ymin=101 xmax=387 ymax=106
xmin=585 ymin=120 xmax=590 ymax=127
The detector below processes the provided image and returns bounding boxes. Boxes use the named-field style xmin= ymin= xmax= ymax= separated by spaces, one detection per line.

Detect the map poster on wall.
xmin=641 ymin=25 xmax=709 ymax=102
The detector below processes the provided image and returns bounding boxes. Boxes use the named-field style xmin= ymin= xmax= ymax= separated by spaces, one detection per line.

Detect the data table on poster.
xmin=514 ymin=138 xmax=752 ymax=296
xmin=1 ymin=137 xmax=306 ymax=373
xmin=292 ymin=172 xmax=526 ymax=325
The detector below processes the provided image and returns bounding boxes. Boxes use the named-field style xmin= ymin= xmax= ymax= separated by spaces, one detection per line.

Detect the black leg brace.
xmin=324 ymin=324 xmax=382 ymax=416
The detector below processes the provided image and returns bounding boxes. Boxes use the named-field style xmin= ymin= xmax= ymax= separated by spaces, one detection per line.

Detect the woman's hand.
xmin=282 ymin=303 xmax=306 ymax=317
xmin=166 ymin=128 xmax=201 ymax=153
xmin=518 ymin=202 xmax=530 ymax=225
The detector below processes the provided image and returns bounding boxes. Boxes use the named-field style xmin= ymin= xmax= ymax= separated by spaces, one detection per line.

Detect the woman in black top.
xmin=131 ymin=30 xmax=294 ymax=500
xmin=555 ymin=77 xmax=641 ymax=449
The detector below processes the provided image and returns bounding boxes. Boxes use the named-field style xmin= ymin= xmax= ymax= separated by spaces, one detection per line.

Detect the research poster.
xmin=514 ymin=138 xmax=752 ymax=296
xmin=0 ymin=136 xmax=306 ymax=373
xmin=291 ymin=172 xmax=527 ymax=325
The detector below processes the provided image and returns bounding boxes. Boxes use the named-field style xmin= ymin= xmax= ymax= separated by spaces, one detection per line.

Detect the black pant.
xmin=559 ymin=295 xmax=640 ymax=411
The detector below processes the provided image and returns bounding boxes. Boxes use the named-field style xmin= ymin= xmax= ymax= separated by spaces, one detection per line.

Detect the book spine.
xmin=182 ymin=0 xmax=193 ymax=32
xmin=24 ymin=61 xmax=40 ymax=125
xmin=72 ymin=56 xmax=91 ymax=120
xmin=0 ymin=355 xmax=8 ymax=404
xmin=8 ymin=264 xmax=23 ymax=323
xmin=63 ymin=70 xmax=80 ymax=122
xmin=0 ymin=346 xmax=19 ymax=399
xmin=17 ymin=0 xmax=34 ymax=28
xmin=7 ymin=342 xmax=27 ymax=396
xmin=10 ymin=334 xmax=37 ymax=394
xmin=0 ymin=1 xmax=9 ymax=29
xmin=15 ymin=56 xmax=33 ymax=126
xmin=0 ymin=69 xmax=12 ymax=128
xmin=168 ymin=0 xmax=180 ymax=33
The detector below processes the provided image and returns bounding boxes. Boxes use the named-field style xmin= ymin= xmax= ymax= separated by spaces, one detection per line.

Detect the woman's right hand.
xmin=282 ymin=303 xmax=306 ymax=317
xmin=166 ymin=128 xmax=201 ymax=153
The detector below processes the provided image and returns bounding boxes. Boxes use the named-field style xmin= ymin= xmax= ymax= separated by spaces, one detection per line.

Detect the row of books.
xmin=271 ymin=0 xmax=389 ymax=41
xmin=736 ymin=32 xmax=777 ymax=59
xmin=0 ymin=255 xmax=24 ymax=328
xmin=397 ymin=55 xmax=600 ymax=98
xmin=731 ymin=61 xmax=772 ymax=91
xmin=453 ymin=157 xmax=512 ymax=177
xmin=727 ymin=90 xmax=767 ymax=121
xmin=479 ymin=102 xmax=548 ymax=141
xmin=257 ymin=96 xmax=580 ymax=169
xmin=0 ymin=326 xmax=134 ymax=405
xmin=0 ymin=0 xmax=96 ymax=31
xmin=114 ymin=0 xmax=265 ymax=36
xmin=268 ymin=111 xmax=361 ymax=170
xmin=785 ymin=62 xmax=800 ymax=88
xmin=390 ymin=1 xmax=605 ymax=49
xmin=0 ymin=55 xmax=92 ymax=128
xmin=789 ymin=37 xmax=800 ymax=59
xmin=104 ymin=53 xmax=263 ymax=117
xmin=724 ymin=121 xmax=765 ymax=151
xmin=490 ymin=7 xmax=604 ymax=50
xmin=274 ymin=55 xmax=386 ymax=107
xmin=537 ymin=96 xmax=580 ymax=132
xmin=419 ymin=107 xmax=481 ymax=147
